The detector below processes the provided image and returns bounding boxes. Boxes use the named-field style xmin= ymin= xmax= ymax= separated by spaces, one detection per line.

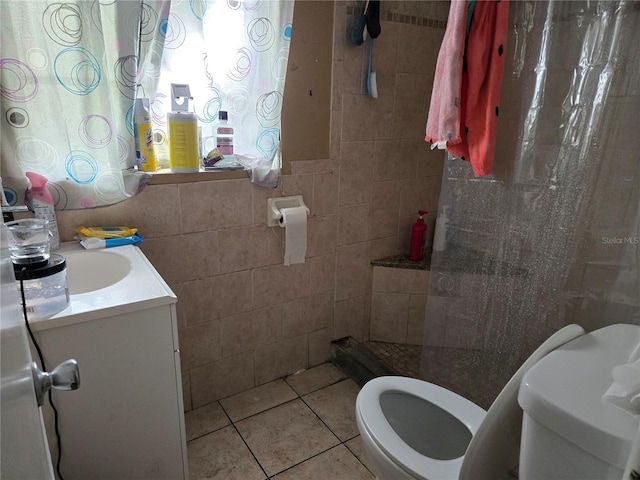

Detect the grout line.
xmin=230 ymin=421 xmax=270 ymax=479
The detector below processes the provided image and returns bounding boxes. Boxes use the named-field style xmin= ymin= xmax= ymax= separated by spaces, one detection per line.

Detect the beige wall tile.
xmin=252 ymin=263 xmax=310 ymax=309
xmin=139 ymin=231 xmax=219 ymax=285
xmin=336 ymin=243 xmax=372 ymax=301
xmin=282 ymin=174 xmax=314 ymax=214
xmin=182 ymin=271 xmax=253 ymax=326
xmin=397 ymin=214 xmax=414 ymax=254
xmin=190 ymin=352 xmax=255 ymax=407
xmin=417 ymin=142 xmax=445 ymax=177
xmin=391 ymin=73 xmax=431 ymax=139
xmin=341 ymin=39 xmax=367 ymax=96
xmin=370 ymin=292 xmax=410 ymax=343
xmin=309 ymin=253 xmax=336 ymax=295
xmin=309 ymin=327 xmax=334 ymax=366
xmin=254 ymin=335 xmax=309 ymax=385
xmin=307 ymin=214 xmax=337 ymax=257
xmin=337 ymin=204 xmax=370 ymax=245
xmin=252 ymin=179 xmax=283 ymax=226
xmin=334 ymin=296 xmax=365 ymax=341
xmin=397 ymin=24 xmax=442 ymax=75
xmin=218 ymin=225 xmax=283 ymax=273
xmin=369 ymin=181 xmax=401 ymax=240
xmin=55 ymin=183 xmax=182 ymax=241
xmin=373 ymin=266 xmax=429 ymax=294
xmin=369 ymin=236 xmax=399 ymax=260
xmin=221 ymin=305 xmax=282 ymax=357
xmin=399 ymin=176 xmax=441 ymax=216
xmin=282 ymin=293 xmax=333 ymax=339
xmin=339 ymin=141 xmax=374 ymax=206
xmin=373 ymin=139 xmax=419 ymax=182
xmin=291 ymin=159 xmax=331 ymax=175
xmin=179 ymin=179 xmax=252 ymax=233
xmin=180 ymin=321 xmax=222 ymax=370
xmin=372 ymin=21 xmax=400 ymax=97
xmin=407 ymin=294 xmax=427 ymax=345
xmin=313 ymin=172 xmax=339 ymax=216
xmin=340 ymin=95 xmax=395 ymax=142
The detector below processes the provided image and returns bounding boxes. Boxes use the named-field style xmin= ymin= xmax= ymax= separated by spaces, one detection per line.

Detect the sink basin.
xmin=64 ymin=250 xmax=131 ymax=294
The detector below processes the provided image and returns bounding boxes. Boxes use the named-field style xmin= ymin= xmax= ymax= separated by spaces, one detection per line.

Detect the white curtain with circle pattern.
xmin=1 ymin=0 xmax=294 ymax=209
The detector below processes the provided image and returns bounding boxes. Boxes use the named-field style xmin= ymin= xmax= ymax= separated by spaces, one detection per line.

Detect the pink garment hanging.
xmin=425 ymin=0 xmax=509 ymax=177
xmin=424 ymin=0 xmax=467 ymax=150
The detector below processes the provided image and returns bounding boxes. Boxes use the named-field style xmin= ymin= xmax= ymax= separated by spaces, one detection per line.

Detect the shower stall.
xmin=420 ymin=0 xmax=640 ymax=409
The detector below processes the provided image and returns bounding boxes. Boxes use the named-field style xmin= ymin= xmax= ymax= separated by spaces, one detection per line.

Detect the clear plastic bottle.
xmin=216 ymin=111 xmax=234 ymax=155
xmin=433 ymin=206 xmax=450 ymax=252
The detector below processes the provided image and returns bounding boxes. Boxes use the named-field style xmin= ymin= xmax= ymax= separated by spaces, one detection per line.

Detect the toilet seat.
xmin=357 ymin=376 xmax=486 ymax=480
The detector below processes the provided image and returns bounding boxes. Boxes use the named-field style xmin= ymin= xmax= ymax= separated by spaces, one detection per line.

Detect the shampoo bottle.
xmin=433 ymin=206 xmax=450 ymax=252
xmin=134 ymin=97 xmax=158 ymax=172
xmin=168 ymin=84 xmax=199 ymax=173
xmin=216 ymin=110 xmax=234 ymax=155
xmin=409 ymin=210 xmax=427 ymax=262
xmin=26 ymin=172 xmax=60 ymax=250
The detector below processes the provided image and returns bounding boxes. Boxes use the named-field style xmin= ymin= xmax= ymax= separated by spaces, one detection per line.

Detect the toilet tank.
xmin=518 ymin=324 xmax=640 ymax=480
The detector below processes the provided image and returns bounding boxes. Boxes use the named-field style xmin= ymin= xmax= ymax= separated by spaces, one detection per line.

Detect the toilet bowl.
xmin=356 ymin=324 xmax=587 ymax=480
xmin=356 ymin=376 xmax=486 ymax=480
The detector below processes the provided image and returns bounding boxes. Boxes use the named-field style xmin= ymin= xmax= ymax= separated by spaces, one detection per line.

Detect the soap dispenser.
xmin=409 ymin=210 xmax=427 ymax=262
xmin=433 ymin=206 xmax=450 ymax=252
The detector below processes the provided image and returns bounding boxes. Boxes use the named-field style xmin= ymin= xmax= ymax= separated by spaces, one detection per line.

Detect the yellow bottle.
xmin=134 ymin=98 xmax=158 ymax=172
xmin=168 ymin=84 xmax=199 ymax=173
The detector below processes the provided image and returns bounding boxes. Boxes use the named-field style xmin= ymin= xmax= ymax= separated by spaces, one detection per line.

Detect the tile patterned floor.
xmin=186 ymin=363 xmax=375 ymax=479
xmin=361 ymin=341 xmax=422 ymax=378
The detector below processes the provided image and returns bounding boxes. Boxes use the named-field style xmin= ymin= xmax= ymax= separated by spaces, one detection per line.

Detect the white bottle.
xmin=433 ymin=206 xmax=450 ymax=252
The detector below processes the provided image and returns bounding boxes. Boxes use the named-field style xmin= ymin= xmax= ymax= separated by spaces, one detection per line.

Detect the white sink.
xmin=64 ymin=250 xmax=131 ymax=294
xmin=28 ymin=243 xmax=176 ymax=332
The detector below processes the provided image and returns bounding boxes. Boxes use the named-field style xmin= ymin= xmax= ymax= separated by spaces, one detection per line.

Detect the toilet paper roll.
xmin=280 ymin=206 xmax=307 ymax=265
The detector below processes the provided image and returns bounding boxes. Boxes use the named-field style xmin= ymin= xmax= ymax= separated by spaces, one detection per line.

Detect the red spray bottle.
xmin=409 ymin=210 xmax=427 ymax=261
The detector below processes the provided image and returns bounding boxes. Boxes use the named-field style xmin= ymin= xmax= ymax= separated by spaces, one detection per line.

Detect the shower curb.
xmin=331 ymin=337 xmax=398 ymax=387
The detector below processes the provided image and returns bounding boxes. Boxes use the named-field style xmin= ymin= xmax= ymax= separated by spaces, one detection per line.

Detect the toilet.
xmin=356 ymin=376 xmax=485 ymax=480
xmin=518 ymin=323 xmax=640 ymax=480
xmin=355 ymin=324 xmax=587 ymax=480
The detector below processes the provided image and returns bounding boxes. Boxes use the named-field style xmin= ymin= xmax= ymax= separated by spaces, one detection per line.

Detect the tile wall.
xmin=370 ymin=266 xmax=429 ymax=344
xmin=53 ymin=1 xmax=448 ymax=411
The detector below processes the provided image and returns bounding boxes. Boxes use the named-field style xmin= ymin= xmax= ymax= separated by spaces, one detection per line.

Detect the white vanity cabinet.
xmin=30 ymin=244 xmax=187 ymax=480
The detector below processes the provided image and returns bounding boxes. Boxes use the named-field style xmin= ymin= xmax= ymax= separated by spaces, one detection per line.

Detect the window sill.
xmin=148 ymin=168 xmax=249 ymax=185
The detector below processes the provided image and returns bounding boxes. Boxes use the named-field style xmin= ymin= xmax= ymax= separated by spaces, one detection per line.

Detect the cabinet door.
xmin=37 ymin=305 xmax=187 ymax=479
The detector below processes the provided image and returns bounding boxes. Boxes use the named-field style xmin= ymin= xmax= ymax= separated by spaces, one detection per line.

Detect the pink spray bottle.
xmin=26 ymin=172 xmax=60 ymax=250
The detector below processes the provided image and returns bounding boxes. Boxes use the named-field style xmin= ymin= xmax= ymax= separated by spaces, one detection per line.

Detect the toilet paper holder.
xmin=267 ymin=195 xmax=310 ymax=227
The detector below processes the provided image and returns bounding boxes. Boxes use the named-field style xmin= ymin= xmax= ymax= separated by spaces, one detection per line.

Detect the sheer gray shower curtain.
xmin=421 ymin=0 xmax=640 ymax=409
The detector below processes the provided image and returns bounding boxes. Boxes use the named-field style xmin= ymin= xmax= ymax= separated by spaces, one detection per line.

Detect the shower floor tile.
xmin=361 ymin=340 xmax=422 ymax=377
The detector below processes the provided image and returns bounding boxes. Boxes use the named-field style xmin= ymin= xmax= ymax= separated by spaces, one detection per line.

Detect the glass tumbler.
xmin=4 ymin=218 xmax=51 ymax=266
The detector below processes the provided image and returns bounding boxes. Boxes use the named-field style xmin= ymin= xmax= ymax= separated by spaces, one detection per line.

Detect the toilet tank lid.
xmin=518 ymin=324 xmax=640 ymax=469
